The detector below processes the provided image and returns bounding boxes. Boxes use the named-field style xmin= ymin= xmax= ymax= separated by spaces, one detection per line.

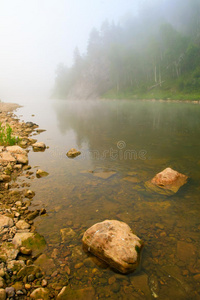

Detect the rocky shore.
xmin=0 ymin=103 xmax=54 ymax=299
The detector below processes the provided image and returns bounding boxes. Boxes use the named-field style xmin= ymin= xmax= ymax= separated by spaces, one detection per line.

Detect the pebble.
xmin=0 ymin=277 xmax=4 ymax=288
xmin=0 ymin=289 xmax=6 ymax=300
xmin=15 ymin=201 xmax=22 ymax=207
xmin=193 ymin=274 xmax=200 ymax=281
xmin=75 ymin=262 xmax=84 ymax=269
xmin=111 ymin=282 xmax=120 ymax=293
xmin=41 ymin=279 xmax=48 ymax=287
xmin=16 ymin=290 xmax=24 ymax=295
xmin=25 ymin=283 xmax=31 ymax=290
xmin=28 ymin=274 xmax=35 ymax=282
xmin=20 ymin=247 xmax=32 ymax=255
xmin=5 ymin=287 xmax=15 ymax=298
xmin=108 ymin=276 xmax=116 ymax=285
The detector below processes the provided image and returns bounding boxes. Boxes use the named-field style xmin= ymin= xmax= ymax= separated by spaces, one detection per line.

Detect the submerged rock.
xmin=145 ymin=167 xmax=188 ymax=195
xmin=60 ymin=228 xmax=76 ymax=242
xmin=82 ymin=220 xmax=143 ymax=274
xmin=30 ymin=287 xmax=50 ymax=299
xmin=17 ymin=265 xmax=41 ymax=280
xmin=34 ymin=254 xmax=56 ymax=275
xmin=57 ymin=286 xmax=95 ymax=300
xmin=66 ymin=148 xmax=81 ymax=158
xmin=82 ymin=168 xmax=116 ymax=179
xmin=130 ymin=273 xmax=152 ymax=298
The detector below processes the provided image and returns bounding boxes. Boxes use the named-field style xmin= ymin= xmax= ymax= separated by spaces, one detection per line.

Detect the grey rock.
xmin=5 ymin=287 xmax=15 ymax=298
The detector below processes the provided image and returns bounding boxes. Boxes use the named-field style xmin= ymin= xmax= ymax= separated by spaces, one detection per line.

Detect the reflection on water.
xmin=18 ymin=100 xmax=200 ymax=299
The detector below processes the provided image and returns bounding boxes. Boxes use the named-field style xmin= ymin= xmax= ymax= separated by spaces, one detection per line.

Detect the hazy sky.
xmin=0 ymin=0 xmax=139 ymax=101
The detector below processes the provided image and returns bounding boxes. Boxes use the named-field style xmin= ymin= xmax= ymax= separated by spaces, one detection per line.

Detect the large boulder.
xmin=145 ymin=167 xmax=188 ymax=195
xmin=82 ymin=220 xmax=143 ymax=274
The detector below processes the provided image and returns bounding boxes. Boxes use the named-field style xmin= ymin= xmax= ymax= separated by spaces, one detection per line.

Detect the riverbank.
xmin=103 ymin=85 xmax=200 ymax=102
xmin=0 ymin=103 xmax=59 ymax=299
xmin=101 ymin=97 xmax=200 ymax=104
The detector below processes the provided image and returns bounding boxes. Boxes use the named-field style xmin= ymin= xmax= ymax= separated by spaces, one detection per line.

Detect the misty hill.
xmin=54 ymin=0 xmax=200 ymax=100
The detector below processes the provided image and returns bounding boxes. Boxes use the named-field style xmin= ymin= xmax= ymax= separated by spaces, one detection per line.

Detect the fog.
xmin=0 ymin=0 xmax=138 ymax=103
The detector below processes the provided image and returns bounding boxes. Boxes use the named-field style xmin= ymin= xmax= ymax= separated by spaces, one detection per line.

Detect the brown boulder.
xmin=145 ymin=167 xmax=188 ymax=195
xmin=82 ymin=220 xmax=143 ymax=274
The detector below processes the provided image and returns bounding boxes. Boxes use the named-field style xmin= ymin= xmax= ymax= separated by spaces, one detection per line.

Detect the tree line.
xmin=54 ymin=0 xmax=200 ymax=99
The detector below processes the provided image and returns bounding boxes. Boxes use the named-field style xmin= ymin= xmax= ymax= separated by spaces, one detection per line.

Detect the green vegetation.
xmin=54 ymin=0 xmax=200 ymax=101
xmin=0 ymin=123 xmax=19 ymax=146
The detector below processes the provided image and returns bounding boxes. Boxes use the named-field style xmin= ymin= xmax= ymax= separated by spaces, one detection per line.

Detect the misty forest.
xmin=54 ymin=0 xmax=200 ymax=100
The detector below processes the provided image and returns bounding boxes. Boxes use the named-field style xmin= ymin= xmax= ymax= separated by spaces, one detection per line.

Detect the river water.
xmin=15 ymin=99 xmax=200 ymax=299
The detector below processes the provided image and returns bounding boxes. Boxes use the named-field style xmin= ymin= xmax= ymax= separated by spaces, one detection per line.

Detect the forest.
xmin=54 ymin=0 xmax=200 ymax=100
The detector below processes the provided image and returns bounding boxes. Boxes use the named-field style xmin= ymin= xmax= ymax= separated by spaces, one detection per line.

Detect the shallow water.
xmin=17 ymin=99 xmax=200 ymax=299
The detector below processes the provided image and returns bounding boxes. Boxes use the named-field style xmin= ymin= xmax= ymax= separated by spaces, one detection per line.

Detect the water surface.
xmin=17 ymin=99 xmax=200 ymax=299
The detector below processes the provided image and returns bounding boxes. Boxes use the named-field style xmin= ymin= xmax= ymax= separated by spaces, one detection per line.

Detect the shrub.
xmin=0 ymin=123 xmax=19 ymax=146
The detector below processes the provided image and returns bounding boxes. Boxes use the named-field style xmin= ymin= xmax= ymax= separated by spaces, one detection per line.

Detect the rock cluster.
xmin=0 ymin=106 xmax=51 ymax=299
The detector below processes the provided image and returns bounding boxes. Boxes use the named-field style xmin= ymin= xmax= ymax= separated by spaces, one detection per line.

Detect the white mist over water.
xmin=0 ymin=0 xmax=138 ymax=104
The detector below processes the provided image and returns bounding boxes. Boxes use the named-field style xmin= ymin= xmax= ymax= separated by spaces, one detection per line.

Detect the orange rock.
xmin=145 ymin=167 xmax=188 ymax=195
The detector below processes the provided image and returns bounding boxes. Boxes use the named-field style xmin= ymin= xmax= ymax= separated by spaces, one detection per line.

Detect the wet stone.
xmin=5 ymin=287 xmax=15 ymax=298
xmin=28 ymin=274 xmax=35 ymax=282
xmin=30 ymin=287 xmax=50 ymax=300
xmin=34 ymin=254 xmax=56 ymax=276
xmin=111 ymin=282 xmax=120 ymax=293
xmin=16 ymin=220 xmax=30 ymax=230
xmin=60 ymin=227 xmax=76 ymax=242
xmin=0 ymin=215 xmax=14 ymax=228
xmin=177 ymin=241 xmax=197 ymax=263
xmin=130 ymin=273 xmax=152 ymax=298
xmin=0 ymin=289 xmax=6 ymax=300
xmin=57 ymin=286 xmax=95 ymax=300
xmin=0 ymin=277 xmax=4 ymax=288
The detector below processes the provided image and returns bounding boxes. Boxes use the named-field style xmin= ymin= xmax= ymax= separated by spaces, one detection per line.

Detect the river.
xmin=13 ymin=98 xmax=200 ymax=299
